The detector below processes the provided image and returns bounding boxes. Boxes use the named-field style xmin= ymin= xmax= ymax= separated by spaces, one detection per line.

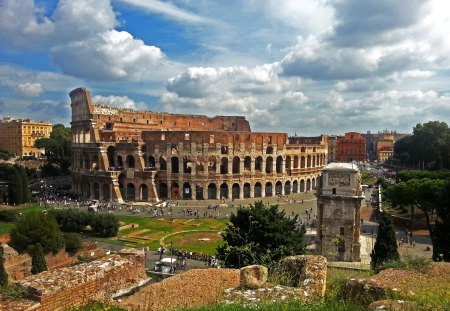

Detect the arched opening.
xmin=306 ymin=178 xmax=311 ymax=191
xmin=117 ymin=155 xmax=123 ymax=169
xmin=294 ymin=156 xmax=299 ymax=169
xmin=208 ymin=183 xmax=217 ymax=199
xmin=183 ymin=156 xmax=192 ymax=174
xmin=266 ymin=157 xmax=273 ymax=173
xmin=255 ymin=156 xmax=263 ymax=172
xmin=102 ymin=184 xmax=110 ymax=201
xmin=300 ymin=179 xmax=305 ymax=192
xmin=159 ymin=183 xmax=168 ymax=199
xmin=275 ymin=181 xmax=282 ymax=196
xmin=244 ymin=156 xmax=251 ymax=172
xmin=220 ymin=157 xmax=228 ymax=174
xmin=307 ymin=155 xmax=311 ymax=168
xmin=183 ymin=182 xmax=191 ymax=199
xmin=301 ymin=156 xmax=305 ymax=168
xmin=276 ymin=156 xmax=283 ymax=173
xmin=266 ymin=146 xmax=273 ymax=154
xmin=93 ymin=183 xmax=100 ymax=200
xmin=293 ymin=180 xmax=298 ymax=193
xmin=118 ymin=174 xmax=126 ymax=198
xmin=221 ymin=145 xmax=228 ymax=154
xmin=196 ymin=156 xmax=205 ymax=173
xmin=265 ymin=182 xmax=273 ymax=197
xmin=243 ymin=183 xmax=251 ymax=198
xmin=141 ymin=145 xmax=148 ymax=153
xmin=254 ymin=182 xmax=262 ymax=197
xmin=232 ymin=183 xmax=240 ymax=199
xmin=127 ymin=155 xmax=135 ymax=169
xmin=92 ymin=155 xmax=99 ymax=170
xmin=148 ymin=156 xmax=156 ymax=168
xmin=284 ymin=181 xmax=291 ymax=195
xmin=312 ymin=156 xmax=316 ymax=167
xmin=171 ymin=182 xmax=180 ymax=199
xmin=126 ymin=183 xmax=135 ymax=201
xmin=196 ymin=184 xmax=203 ymax=200
xmin=107 ymin=146 xmax=116 ymax=169
xmin=83 ymin=154 xmax=90 ymax=170
xmin=220 ymin=183 xmax=228 ymax=199
xmin=171 ymin=156 xmax=179 ymax=173
xmin=232 ymin=156 xmax=240 ymax=174
xmin=82 ymin=181 xmax=90 ymax=198
xmin=312 ymin=177 xmax=316 ymax=190
xmin=159 ymin=156 xmax=167 ymax=170
xmin=285 ymin=156 xmax=291 ymax=171
xmin=140 ymin=184 xmax=148 ymax=201
xmin=208 ymin=156 xmax=216 ymax=172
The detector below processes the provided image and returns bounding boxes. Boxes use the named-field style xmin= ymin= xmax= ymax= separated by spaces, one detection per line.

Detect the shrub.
xmin=89 ymin=214 xmax=119 ymax=237
xmin=0 ymin=247 xmax=8 ymax=287
xmin=49 ymin=209 xmax=89 ymax=232
xmin=0 ymin=210 xmax=19 ymax=222
xmin=29 ymin=243 xmax=48 ymax=274
xmin=64 ymin=233 xmax=82 ymax=254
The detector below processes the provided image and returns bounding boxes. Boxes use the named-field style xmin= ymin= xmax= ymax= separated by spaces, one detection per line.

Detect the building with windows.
xmin=336 ymin=132 xmax=366 ymax=162
xmin=0 ymin=117 xmax=52 ymax=158
xmin=70 ymin=87 xmax=328 ymax=203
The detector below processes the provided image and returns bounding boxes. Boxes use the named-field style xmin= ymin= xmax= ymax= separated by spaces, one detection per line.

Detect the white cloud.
xmin=92 ymin=95 xmax=147 ymax=110
xmin=116 ymin=0 xmax=213 ymax=24
xmin=16 ymin=82 xmax=44 ymax=98
xmin=51 ymin=30 xmax=165 ymax=81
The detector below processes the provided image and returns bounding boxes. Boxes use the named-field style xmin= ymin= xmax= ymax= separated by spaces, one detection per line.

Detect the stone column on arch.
xmin=202 ymin=184 xmax=208 ymax=200
xmin=250 ymin=183 xmax=254 ymax=198
xmin=239 ymin=183 xmax=244 ymax=199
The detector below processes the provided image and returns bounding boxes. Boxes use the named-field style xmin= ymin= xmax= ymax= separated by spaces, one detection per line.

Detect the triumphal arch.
xmin=70 ymin=87 xmax=328 ymax=203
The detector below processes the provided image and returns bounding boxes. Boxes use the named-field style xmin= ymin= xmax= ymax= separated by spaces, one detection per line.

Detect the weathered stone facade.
xmin=70 ymin=87 xmax=328 ymax=202
xmin=315 ymin=163 xmax=364 ymax=262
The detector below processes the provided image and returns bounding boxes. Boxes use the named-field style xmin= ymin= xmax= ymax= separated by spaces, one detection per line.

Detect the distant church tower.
xmin=315 ymin=163 xmax=364 ymax=262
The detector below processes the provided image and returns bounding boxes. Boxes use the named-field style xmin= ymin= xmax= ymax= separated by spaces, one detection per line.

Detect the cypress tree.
xmin=371 ymin=211 xmax=400 ymax=269
xmin=7 ymin=166 xmax=23 ymax=205
xmin=30 ymin=243 xmax=48 ymax=274
xmin=14 ymin=165 xmax=29 ymax=203
xmin=0 ymin=247 xmax=8 ymax=287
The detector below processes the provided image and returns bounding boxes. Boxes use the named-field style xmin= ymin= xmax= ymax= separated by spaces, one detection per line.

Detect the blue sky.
xmin=1 ymin=0 xmax=450 ymax=135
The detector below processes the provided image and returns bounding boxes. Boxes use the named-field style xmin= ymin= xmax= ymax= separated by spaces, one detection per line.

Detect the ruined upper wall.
xmin=70 ymin=88 xmax=95 ymax=122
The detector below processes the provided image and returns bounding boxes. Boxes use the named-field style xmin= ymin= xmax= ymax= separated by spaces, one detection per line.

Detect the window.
xmin=161 ymin=134 xmax=165 ymax=140
xmin=185 ymin=133 xmax=190 ymax=140
xmin=210 ymin=135 xmax=214 ymax=143
xmin=332 ymin=188 xmax=336 ymax=195
xmin=173 ymin=121 xmax=177 ymax=126
xmin=268 ymin=136 xmax=272 ymax=144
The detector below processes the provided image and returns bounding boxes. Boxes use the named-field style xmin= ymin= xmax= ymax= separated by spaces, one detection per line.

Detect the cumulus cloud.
xmin=16 ymin=82 xmax=44 ymax=98
xmin=92 ymin=95 xmax=148 ymax=110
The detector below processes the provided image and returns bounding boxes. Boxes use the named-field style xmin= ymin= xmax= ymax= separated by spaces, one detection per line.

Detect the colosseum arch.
xmin=140 ymin=184 xmax=148 ymax=201
xmin=312 ymin=156 xmax=316 ymax=167
xmin=285 ymin=156 xmax=291 ymax=170
xmin=294 ymin=156 xmax=299 ymax=169
xmin=83 ymin=154 xmax=90 ymax=169
xmin=117 ymin=155 xmax=124 ymax=168
xmin=232 ymin=156 xmax=240 ymax=174
xmin=208 ymin=156 xmax=216 ymax=172
xmin=284 ymin=180 xmax=291 ymax=195
xmin=243 ymin=183 xmax=251 ymax=198
xmin=118 ymin=174 xmax=126 ymax=198
xmin=93 ymin=183 xmax=100 ymax=200
xmin=127 ymin=183 xmax=135 ymax=200
xmin=266 ymin=146 xmax=273 ymax=154
xmin=255 ymin=156 xmax=263 ymax=172
xmin=183 ymin=156 xmax=192 ymax=174
xmin=301 ymin=156 xmax=305 ymax=168
xmin=276 ymin=156 xmax=283 ymax=173
xmin=220 ymin=183 xmax=228 ymax=199
xmin=307 ymin=155 xmax=311 ymax=168
xmin=141 ymin=145 xmax=148 ymax=153
xmin=159 ymin=183 xmax=168 ymax=198
xmin=232 ymin=183 xmax=240 ymax=199
xmin=312 ymin=177 xmax=316 ymax=190
xmin=183 ymin=182 xmax=192 ymax=199
xmin=254 ymin=182 xmax=262 ymax=197
xmin=293 ymin=180 xmax=298 ymax=193
xmin=102 ymin=183 xmax=110 ymax=200
xmin=300 ymin=179 xmax=305 ymax=192
xmin=220 ymin=157 xmax=228 ymax=174
xmin=244 ymin=156 xmax=251 ymax=172
xmin=148 ymin=156 xmax=156 ymax=168
xmin=92 ymin=154 xmax=99 ymax=170
xmin=171 ymin=182 xmax=180 ymax=199
xmin=196 ymin=184 xmax=203 ymax=200
xmin=306 ymin=178 xmax=311 ymax=191
xmin=208 ymin=183 xmax=217 ymax=199
xmin=127 ymin=155 xmax=135 ymax=169
xmin=265 ymin=182 xmax=273 ymax=197
xmin=82 ymin=181 xmax=90 ymax=198
xmin=196 ymin=156 xmax=205 ymax=173
xmin=266 ymin=157 xmax=273 ymax=173
xmin=171 ymin=156 xmax=179 ymax=173
xmin=107 ymin=146 xmax=116 ymax=168
xmin=159 ymin=156 xmax=167 ymax=170
xmin=275 ymin=181 xmax=282 ymax=195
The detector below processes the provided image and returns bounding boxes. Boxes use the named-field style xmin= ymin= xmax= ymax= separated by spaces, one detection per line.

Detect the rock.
xmin=240 ymin=265 xmax=268 ymax=289
xmin=369 ymin=299 xmax=424 ymax=311
xmin=273 ymin=255 xmax=327 ymax=299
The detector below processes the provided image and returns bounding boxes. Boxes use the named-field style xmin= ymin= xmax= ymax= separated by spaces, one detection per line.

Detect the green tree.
xmin=29 ymin=243 xmax=48 ymax=274
xmin=64 ymin=233 xmax=82 ymax=254
xmin=14 ymin=164 xmax=29 ymax=203
xmin=10 ymin=211 xmax=64 ymax=254
xmin=49 ymin=209 xmax=89 ymax=232
xmin=0 ymin=247 xmax=8 ymax=287
xmin=217 ymin=201 xmax=306 ymax=268
xmin=371 ymin=212 xmax=400 ymax=269
xmin=89 ymin=214 xmax=119 ymax=237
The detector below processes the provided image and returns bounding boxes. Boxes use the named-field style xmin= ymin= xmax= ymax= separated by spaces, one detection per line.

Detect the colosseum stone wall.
xmin=70 ymin=87 xmax=328 ymax=203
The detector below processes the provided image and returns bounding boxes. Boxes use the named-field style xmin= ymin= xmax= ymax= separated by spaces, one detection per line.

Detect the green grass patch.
xmin=0 ymin=222 xmax=15 ymax=234
xmin=361 ymin=171 xmax=377 ymax=185
xmin=167 ymin=230 xmax=224 ymax=255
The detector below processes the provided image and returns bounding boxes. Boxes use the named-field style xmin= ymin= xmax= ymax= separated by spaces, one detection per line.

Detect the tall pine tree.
xmin=371 ymin=212 xmax=400 ymax=269
xmin=30 ymin=243 xmax=48 ymax=275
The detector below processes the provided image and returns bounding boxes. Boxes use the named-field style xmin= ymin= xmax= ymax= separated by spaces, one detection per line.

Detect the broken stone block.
xmin=240 ymin=265 xmax=268 ymax=289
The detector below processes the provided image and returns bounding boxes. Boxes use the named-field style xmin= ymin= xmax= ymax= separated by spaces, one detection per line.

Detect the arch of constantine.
xmin=70 ymin=87 xmax=328 ymax=203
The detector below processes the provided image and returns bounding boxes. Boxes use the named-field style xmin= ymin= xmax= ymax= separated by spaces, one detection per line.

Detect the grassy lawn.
xmin=0 ymin=222 xmax=15 ymax=234
xmin=109 ymin=216 xmax=229 ymax=254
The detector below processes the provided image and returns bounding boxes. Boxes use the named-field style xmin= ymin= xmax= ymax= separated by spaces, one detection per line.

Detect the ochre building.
xmin=70 ymin=88 xmax=328 ymax=203
xmin=0 ymin=117 xmax=52 ymax=158
xmin=336 ymin=132 xmax=366 ymax=162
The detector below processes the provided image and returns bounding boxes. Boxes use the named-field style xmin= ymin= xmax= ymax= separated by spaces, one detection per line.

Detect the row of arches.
xmin=80 ymin=181 xmax=150 ymax=201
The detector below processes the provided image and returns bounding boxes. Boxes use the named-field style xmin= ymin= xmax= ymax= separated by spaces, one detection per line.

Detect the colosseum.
xmin=70 ymin=87 xmax=328 ymax=203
